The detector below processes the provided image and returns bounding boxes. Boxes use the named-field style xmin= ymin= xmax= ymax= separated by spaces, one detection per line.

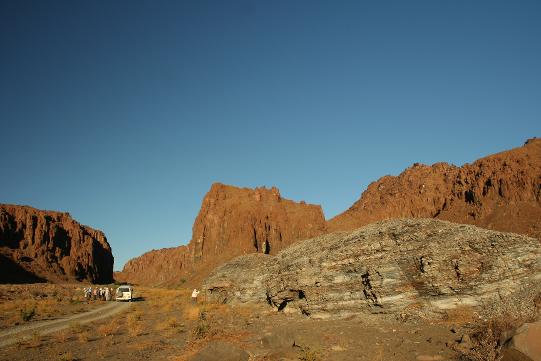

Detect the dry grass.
xmin=128 ymin=322 xmax=146 ymax=337
xmin=450 ymin=320 xmax=505 ymax=361
xmin=97 ymin=322 xmax=119 ymax=337
xmin=27 ymin=331 xmax=42 ymax=348
xmin=183 ymin=304 xmax=201 ymax=321
xmin=0 ymin=284 xmax=100 ymax=328
xmin=450 ymin=288 xmax=540 ymax=361
xmin=58 ymin=351 xmax=76 ymax=361
xmin=190 ymin=315 xmax=211 ymax=341
xmin=297 ymin=345 xmax=322 ymax=361
xmin=54 ymin=328 xmax=71 ymax=343
xmin=155 ymin=316 xmax=185 ymax=334
xmin=77 ymin=331 xmax=90 ymax=343
xmin=127 ymin=308 xmax=143 ymax=323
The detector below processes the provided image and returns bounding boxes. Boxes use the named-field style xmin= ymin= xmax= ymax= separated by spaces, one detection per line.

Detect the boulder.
xmin=204 ymin=219 xmax=541 ymax=319
xmin=505 ymin=320 xmax=541 ymax=361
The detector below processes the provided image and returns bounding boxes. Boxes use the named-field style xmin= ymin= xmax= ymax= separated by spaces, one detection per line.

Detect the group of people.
xmin=83 ymin=286 xmax=113 ymax=302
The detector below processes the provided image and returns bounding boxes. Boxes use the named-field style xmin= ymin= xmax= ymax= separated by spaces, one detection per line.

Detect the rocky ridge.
xmin=119 ymin=183 xmax=327 ymax=286
xmin=120 ymin=138 xmax=541 ymax=287
xmin=204 ymin=219 xmax=541 ymax=319
xmin=328 ymin=138 xmax=541 ymax=238
xmin=0 ymin=204 xmax=113 ymax=283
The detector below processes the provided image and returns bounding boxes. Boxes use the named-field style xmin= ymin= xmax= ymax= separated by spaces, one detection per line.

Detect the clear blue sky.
xmin=1 ymin=1 xmax=540 ymax=270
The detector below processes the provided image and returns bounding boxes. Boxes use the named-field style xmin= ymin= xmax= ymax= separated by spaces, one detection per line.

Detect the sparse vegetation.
xmin=190 ymin=311 xmax=211 ymax=340
xmin=28 ymin=331 xmax=42 ymax=348
xmin=297 ymin=345 xmax=322 ymax=361
xmin=450 ymin=289 xmax=541 ymax=361
xmin=77 ymin=331 xmax=90 ymax=343
xmin=54 ymin=329 xmax=71 ymax=343
xmin=98 ymin=322 xmax=118 ymax=337
xmin=58 ymin=351 xmax=76 ymax=361
xmin=0 ymin=284 xmax=99 ymax=328
xmin=20 ymin=306 xmax=36 ymax=322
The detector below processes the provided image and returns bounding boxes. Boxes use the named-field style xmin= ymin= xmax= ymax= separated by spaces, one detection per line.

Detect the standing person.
xmin=105 ymin=287 xmax=111 ymax=301
xmin=191 ymin=289 xmax=200 ymax=304
xmin=92 ymin=287 xmax=98 ymax=301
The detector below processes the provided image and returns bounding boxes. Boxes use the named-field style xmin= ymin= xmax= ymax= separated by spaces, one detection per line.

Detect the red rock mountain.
xmin=116 ymin=246 xmax=190 ymax=286
xmin=328 ymin=138 xmax=541 ymax=238
xmin=119 ymin=183 xmax=327 ymax=286
xmin=120 ymin=138 xmax=540 ymax=287
xmin=0 ymin=205 xmax=113 ymax=283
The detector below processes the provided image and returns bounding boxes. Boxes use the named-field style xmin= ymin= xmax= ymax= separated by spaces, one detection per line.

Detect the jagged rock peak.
xmin=328 ymin=138 xmax=541 ymax=238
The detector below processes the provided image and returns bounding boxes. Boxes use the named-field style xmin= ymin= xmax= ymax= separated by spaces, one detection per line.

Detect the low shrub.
xmin=20 ymin=306 xmax=35 ymax=322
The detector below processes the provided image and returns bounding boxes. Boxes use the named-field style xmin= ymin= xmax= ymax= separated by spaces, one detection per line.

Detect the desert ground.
xmin=0 ymin=283 xmax=538 ymax=361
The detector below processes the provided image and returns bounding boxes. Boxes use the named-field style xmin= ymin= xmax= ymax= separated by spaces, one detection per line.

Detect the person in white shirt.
xmin=191 ymin=289 xmax=200 ymax=304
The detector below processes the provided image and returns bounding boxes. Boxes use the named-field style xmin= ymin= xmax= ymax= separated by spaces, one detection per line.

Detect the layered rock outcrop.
xmin=328 ymin=138 xmax=541 ymax=238
xmin=0 ymin=204 xmax=113 ymax=283
xmin=119 ymin=183 xmax=327 ymax=286
xmin=204 ymin=219 xmax=541 ymax=319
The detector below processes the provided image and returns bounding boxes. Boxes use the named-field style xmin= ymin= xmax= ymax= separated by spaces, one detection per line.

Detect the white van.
xmin=115 ymin=285 xmax=134 ymax=301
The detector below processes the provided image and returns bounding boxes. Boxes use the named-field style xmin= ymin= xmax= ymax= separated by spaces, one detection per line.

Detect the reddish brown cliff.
xmin=0 ymin=205 xmax=113 ymax=284
xmin=115 ymin=246 xmax=190 ymax=286
xmin=120 ymin=183 xmax=327 ymax=286
xmin=328 ymin=138 xmax=541 ymax=238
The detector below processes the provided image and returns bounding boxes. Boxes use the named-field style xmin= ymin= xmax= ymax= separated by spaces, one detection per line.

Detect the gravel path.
xmin=0 ymin=301 xmax=133 ymax=348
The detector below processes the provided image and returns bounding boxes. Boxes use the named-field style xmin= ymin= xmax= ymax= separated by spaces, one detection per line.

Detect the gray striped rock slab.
xmin=203 ymin=219 xmax=541 ymax=320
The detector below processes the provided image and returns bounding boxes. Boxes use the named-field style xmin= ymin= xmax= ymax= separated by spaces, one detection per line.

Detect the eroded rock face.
xmin=119 ymin=183 xmax=327 ymax=286
xmin=204 ymin=219 xmax=541 ymax=319
xmin=328 ymin=138 xmax=541 ymax=239
xmin=0 ymin=204 xmax=113 ymax=283
xmin=190 ymin=183 xmax=326 ymax=264
xmin=116 ymin=246 xmax=190 ymax=286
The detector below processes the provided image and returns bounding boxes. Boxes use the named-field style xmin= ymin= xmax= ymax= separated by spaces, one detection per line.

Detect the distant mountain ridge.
xmin=120 ymin=138 xmax=541 ymax=286
xmin=328 ymin=137 xmax=541 ymax=239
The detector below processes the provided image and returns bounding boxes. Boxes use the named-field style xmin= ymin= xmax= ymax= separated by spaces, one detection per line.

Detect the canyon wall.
xmin=328 ymin=138 xmax=541 ymax=239
xmin=0 ymin=204 xmax=113 ymax=283
xmin=120 ymin=183 xmax=327 ymax=286
xmin=121 ymin=138 xmax=540 ymax=287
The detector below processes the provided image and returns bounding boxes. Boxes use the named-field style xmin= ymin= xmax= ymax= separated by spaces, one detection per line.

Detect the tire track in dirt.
xmin=0 ymin=301 xmax=133 ymax=348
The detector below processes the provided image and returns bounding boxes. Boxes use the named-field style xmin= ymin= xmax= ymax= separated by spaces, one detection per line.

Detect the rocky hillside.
xmin=116 ymin=246 xmax=190 ymax=286
xmin=328 ymin=138 xmax=541 ymax=238
xmin=0 ymin=204 xmax=113 ymax=283
xmin=204 ymin=219 xmax=541 ymax=319
xmin=120 ymin=183 xmax=327 ymax=286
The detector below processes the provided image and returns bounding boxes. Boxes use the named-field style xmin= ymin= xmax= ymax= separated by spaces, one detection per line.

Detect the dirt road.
xmin=0 ymin=301 xmax=132 ymax=348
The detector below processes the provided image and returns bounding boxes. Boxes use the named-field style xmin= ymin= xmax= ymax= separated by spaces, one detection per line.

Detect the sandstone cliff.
xmin=0 ymin=204 xmax=113 ymax=284
xmin=119 ymin=183 xmax=327 ymax=286
xmin=204 ymin=219 xmax=541 ymax=319
xmin=116 ymin=246 xmax=190 ymax=286
xmin=328 ymin=138 xmax=541 ymax=238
